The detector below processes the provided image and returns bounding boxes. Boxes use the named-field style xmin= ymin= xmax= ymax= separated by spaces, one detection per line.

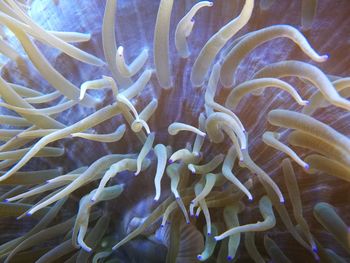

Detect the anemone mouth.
xmin=0 ymin=0 xmax=349 ymax=262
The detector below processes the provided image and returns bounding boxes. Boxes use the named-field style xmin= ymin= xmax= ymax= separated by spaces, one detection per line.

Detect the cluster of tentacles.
xmin=0 ymin=0 xmax=348 ymax=262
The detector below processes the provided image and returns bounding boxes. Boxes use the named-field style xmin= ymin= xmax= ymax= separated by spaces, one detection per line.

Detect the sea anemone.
xmin=0 ymin=0 xmax=349 ymax=262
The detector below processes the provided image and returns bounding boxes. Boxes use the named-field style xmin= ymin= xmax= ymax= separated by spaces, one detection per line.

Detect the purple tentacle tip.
xmin=304 ymin=163 xmax=310 ymax=170
xmin=3 ymin=199 xmax=9 ymax=203
xmin=207 ymin=232 xmax=211 ymax=236
xmin=26 ymin=212 xmax=32 ymax=217
xmin=197 ymin=255 xmax=202 ymax=260
xmin=168 ymin=159 xmax=173 ymax=164
xmin=214 ymin=236 xmax=219 ymax=241
xmin=227 ymin=256 xmax=233 ymax=261
xmin=160 ymin=224 xmax=164 ymax=228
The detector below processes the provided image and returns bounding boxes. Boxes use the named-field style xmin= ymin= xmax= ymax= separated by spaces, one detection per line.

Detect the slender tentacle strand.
xmin=25 ymin=90 xmax=62 ymax=104
xmin=131 ymin=98 xmax=158 ymax=133
xmin=254 ymin=60 xmax=350 ymax=111
xmin=301 ymin=0 xmax=318 ymax=30
xmin=303 ymin=77 xmax=350 ymax=115
xmin=268 ymin=109 xmax=350 ymax=155
xmin=205 ymin=112 xmax=247 ymax=149
xmin=166 ymin=163 xmax=190 ymax=224
xmin=222 ymin=146 xmax=253 ymax=200
xmin=225 ymin=78 xmax=308 ymax=109
xmin=262 ymin=131 xmax=309 ymax=169
xmin=1 ymin=19 xmax=98 ymax=106
xmin=282 ymin=158 xmax=316 ymax=251
xmin=175 ymin=1 xmax=213 ymax=58
xmin=214 ymin=196 xmax=276 ymax=241
xmin=115 ymin=47 xmax=149 ymax=78
xmin=0 ymin=1 xmax=348 ymax=262
xmin=264 ymin=235 xmax=292 ymax=263
xmin=313 ymin=202 xmax=350 ymax=253
xmin=287 ymin=131 xmax=350 ymax=167
xmin=205 ymin=62 xmax=246 ymax=131
xmin=220 ymin=25 xmax=327 ymax=88
xmin=3 ymin=0 xmax=104 ymax=66
xmin=102 ymin=0 xmax=131 ymax=88
xmin=168 ymin=122 xmax=206 ymax=137
xmin=188 ymin=153 xmax=224 ymax=174
xmin=190 ymin=0 xmax=254 ymax=87
xmin=154 ymin=0 xmax=174 ymax=88
xmin=192 ymin=113 xmax=206 ymax=157
xmin=305 ymin=154 xmax=350 ymax=182
xmin=153 ymin=144 xmax=168 ymax=201
xmin=244 ymin=232 xmax=265 ymax=263
xmin=223 ymin=204 xmax=242 ymax=261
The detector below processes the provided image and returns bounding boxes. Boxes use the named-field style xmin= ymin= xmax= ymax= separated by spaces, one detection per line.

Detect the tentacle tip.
xmin=248 ymin=196 xmax=253 ymax=201
xmin=207 ymin=232 xmax=211 ymax=236
xmin=197 ymin=255 xmax=202 ymax=260
xmin=186 ymin=221 xmax=190 ymax=224
xmin=3 ymin=199 xmax=9 ymax=203
xmin=214 ymin=236 xmax=220 ymax=241
xmin=312 ymin=246 xmax=318 ymax=253
xmin=227 ymin=256 xmax=233 ymax=261
xmin=208 ymin=2 xmax=214 ymax=6
xmin=304 ymin=163 xmax=310 ymax=170
xmin=26 ymin=211 xmax=32 ymax=217
xmin=160 ymin=224 xmax=164 ymax=228
xmin=280 ymin=197 xmax=285 ymax=204
xmin=84 ymin=247 xmax=92 ymax=253
xmin=168 ymin=159 xmax=174 ymax=164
